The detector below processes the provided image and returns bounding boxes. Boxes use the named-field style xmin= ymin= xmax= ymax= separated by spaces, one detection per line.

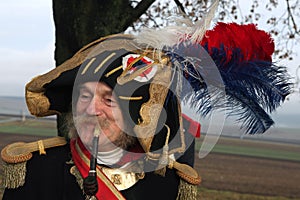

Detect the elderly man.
xmin=1 ymin=34 xmax=201 ymax=200
xmin=1 ymin=19 xmax=290 ymax=200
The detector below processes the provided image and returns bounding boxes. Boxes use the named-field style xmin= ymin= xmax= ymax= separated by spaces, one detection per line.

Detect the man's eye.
xmin=104 ymin=98 xmax=117 ymax=107
xmin=79 ymin=93 xmax=92 ymax=102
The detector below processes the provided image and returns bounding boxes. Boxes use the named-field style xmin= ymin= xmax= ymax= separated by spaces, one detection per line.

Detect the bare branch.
xmin=173 ymin=0 xmax=187 ymax=14
xmin=131 ymin=0 xmax=156 ymax=19
xmin=286 ymin=0 xmax=300 ymax=35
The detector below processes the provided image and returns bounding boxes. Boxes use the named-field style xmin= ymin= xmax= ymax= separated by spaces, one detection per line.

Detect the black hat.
xmin=26 ymin=34 xmax=185 ymax=156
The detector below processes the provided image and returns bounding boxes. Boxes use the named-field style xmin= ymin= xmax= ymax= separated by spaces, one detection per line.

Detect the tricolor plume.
xmin=134 ymin=1 xmax=291 ymax=134
xmin=199 ymin=22 xmax=291 ymax=133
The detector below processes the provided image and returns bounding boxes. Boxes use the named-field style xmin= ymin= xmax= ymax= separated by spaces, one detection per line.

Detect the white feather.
xmin=134 ymin=0 xmax=219 ymax=50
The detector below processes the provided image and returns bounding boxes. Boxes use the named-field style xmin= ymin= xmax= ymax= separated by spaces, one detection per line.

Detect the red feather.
xmin=200 ymin=22 xmax=274 ymax=63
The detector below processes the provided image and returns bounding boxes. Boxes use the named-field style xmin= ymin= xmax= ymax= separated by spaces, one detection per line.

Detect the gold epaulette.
xmin=1 ymin=136 xmax=67 ymax=188
xmin=168 ymin=160 xmax=201 ymax=200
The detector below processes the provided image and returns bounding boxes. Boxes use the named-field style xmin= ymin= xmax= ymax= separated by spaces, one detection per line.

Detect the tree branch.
xmin=131 ymin=0 xmax=156 ymax=19
xmin=173 ymin=0 xmax=187 ymax=14
xmin=286 ymin=0 xmax=299 ymax=35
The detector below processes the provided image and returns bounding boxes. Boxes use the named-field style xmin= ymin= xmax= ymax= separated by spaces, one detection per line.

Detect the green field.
xmin=0 ymin=118 xmax=57 ymax=136
xmin=195 ymin=136 xmax=300 ymax=162
xmin=211 ymin=144 xmax=300 ymax=161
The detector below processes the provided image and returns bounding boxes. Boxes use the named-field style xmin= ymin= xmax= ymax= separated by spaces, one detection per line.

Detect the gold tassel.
xmin=154 ymin=167 xmax=166 ymax=177
xmin=176 ymin=179 xmax=198 ymax=200
xmin=155 ymin=144 xmax=169 ymax=176
xmin=2 ymin=161 xmax=27 ymax=188
xmin=70 ymin=166 xmax=98 ymax=200
xmin=155 ymin=124 xmax=170 ymax=177
xmin=70 ymin=165 xmax=84 ymax=190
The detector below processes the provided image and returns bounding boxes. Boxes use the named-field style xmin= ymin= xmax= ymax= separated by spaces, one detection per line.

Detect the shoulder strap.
xmin=1 ymin=136 xmax=67 ymax=164
xmin=1 ymin=136 xmax=67 ymax=188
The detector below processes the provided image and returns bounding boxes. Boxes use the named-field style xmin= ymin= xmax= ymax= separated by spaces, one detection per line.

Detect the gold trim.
xmin=2 ymin=161 xmax=27 ymax=188
xmin=118 ymin=96 xmax=143 ymax=101
xmin=176 ymin=179 xmax=198 ymax=200
xmin=120 ymin=54 xmax=145 ymax=77
xmin=155 ymin=124 xmax=171 ymax=176
xmin=94 ymin=52 xmax=116 ymax=74
xmin=81 ymin=57 xmax=96 ymax=75
xmin=105 ymin=65 xmax=123 ymax=77
xmin=37 ymin=140 xmax=46 ymax=155
xmin=1 ymin=137 xmax=67 ymax=164
xmin=100 ymin=166 xmax=140 ymax=190
xmin=117 ymin=61 xmax=159 ymax=85
xmin=132 ymin=55 xmax=185 ymax=157
xmin=70 ymin=165 xmax=84 ymax=190
xmin=164 ymin=124 xmax=171 ymax=145
xmin=74 ymin=141 xmax=125 ymax=200
xmin=26 ymin=90 xmax=57 ymax=117
xmin=177 ymin=102 xmax=185 ymax=154
xmin=25 ymin=34 xmax=134 ymax=117
xmin=133 ymin=62 xmax=172 ymax=153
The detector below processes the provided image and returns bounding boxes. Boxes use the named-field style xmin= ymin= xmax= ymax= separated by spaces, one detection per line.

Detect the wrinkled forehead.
xmin=77 ymin=82 xmax=114 ymax=96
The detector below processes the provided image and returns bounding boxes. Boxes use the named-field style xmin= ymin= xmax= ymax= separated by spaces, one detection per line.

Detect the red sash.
xmin=70 ymin=138 xmax=126 ymax=200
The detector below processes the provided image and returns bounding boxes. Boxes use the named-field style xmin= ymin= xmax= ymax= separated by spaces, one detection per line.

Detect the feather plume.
xmin=134 ymin=0 xmax=219 ymax=50
xmin=133 ymin=4 xmax=291 ymax=134
xmin=185 ymin=23 xmax=291 ymax=133
xmin=200 ymin=22 xmax=276 ymax=62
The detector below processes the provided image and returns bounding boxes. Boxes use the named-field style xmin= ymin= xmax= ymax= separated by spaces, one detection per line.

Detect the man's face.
xmin=74 ymin=82 xmax=125 ymax=152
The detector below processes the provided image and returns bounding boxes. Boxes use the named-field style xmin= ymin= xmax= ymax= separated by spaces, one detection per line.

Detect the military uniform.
xmin=3 ymin=144 xmax=180 ymax=200
xmin=2 ymin=120 xmax=197 ymax=200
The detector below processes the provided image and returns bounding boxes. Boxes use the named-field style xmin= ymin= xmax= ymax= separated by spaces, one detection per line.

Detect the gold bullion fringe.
xmin=176 ymin=178 xmax=198 ymax=200
xmin=2 ymin=161 xmax=27 ymax=188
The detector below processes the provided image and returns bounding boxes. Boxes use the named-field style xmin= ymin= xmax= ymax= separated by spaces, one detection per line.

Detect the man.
xmin=1 ymin=20 xmax=291 ymax=200
xmin=2 ymin=34 xmax=201 ymax=200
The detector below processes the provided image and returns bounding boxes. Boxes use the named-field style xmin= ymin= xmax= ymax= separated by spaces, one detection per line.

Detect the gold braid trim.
xmin=118 ymin=96 xmax=143 ymax=101
xmin=25 ymin=34 xmax=134 ymax=117
xmin=172 ymin=160 xmax=201 ymax=185
xmin=1 ymin=137 xmax=67 ymax=163
xmin=1 ymin=137 xmax=67 ymax=189
xmin=133 ymin=59 xmax=172 ymax=154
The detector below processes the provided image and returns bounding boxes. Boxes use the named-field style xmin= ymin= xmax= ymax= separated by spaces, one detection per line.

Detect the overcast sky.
xmin=0 ymin=0 xmax=299 ymax=120
xmin=0 ymin=1 xmax=55 ymax=97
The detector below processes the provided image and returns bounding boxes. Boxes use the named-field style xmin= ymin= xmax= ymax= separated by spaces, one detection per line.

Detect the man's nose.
xmin=85 ymin=97 xmax=104 ymax=116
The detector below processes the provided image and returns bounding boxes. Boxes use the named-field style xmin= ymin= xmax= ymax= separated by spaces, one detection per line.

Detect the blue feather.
xmin=165 ymin=42 xmax=292 ymax=134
